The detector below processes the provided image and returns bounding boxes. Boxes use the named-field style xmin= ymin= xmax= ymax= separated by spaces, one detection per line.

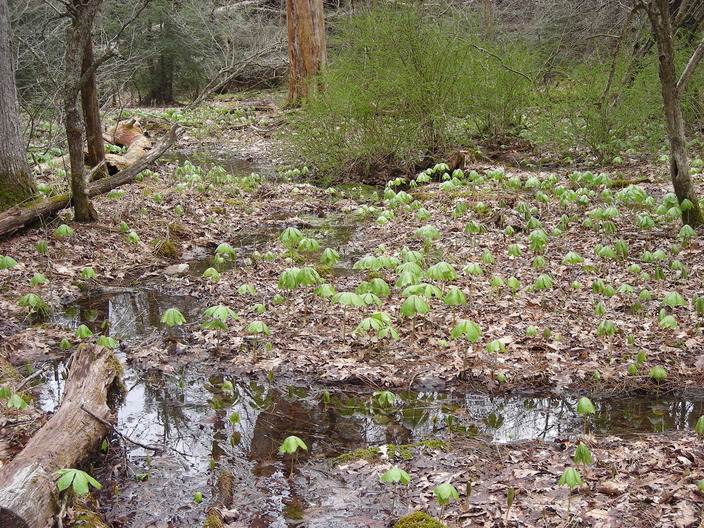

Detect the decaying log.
xmin=0 ymin=344 xmax=122 ymax=528
xmin=0 ymin=125 xmax=183 ymax=237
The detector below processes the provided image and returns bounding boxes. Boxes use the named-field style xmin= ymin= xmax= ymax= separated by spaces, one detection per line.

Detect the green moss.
xmin=151 ymin=238 xmax=179 ymax=258
xmin=393 ymin=511 xmax=449 ymax=528
xmin=387 ymin=444 xmax=413 ymax=460
xmin=65 ymin=497 xmax=110 ymax=528
xmin=334 ymin=446 xmax=381 ymax=465
xmin=0 ymin=176 xmax=35 ymax=212
xmin=202 ymin=508 xmax=225 ymax=528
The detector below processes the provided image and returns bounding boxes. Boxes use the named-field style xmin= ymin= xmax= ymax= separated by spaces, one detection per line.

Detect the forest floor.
xmin=2 ymin=91 xmax=704 ymax=527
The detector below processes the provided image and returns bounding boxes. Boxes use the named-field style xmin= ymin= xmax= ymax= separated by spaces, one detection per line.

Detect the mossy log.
xmin=0 ymin=344 xmax=122 ymax=528
xmin=0 ymin=125 xmax=183 ymax=238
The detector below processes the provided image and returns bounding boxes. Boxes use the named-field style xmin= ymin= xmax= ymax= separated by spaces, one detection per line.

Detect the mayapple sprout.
xmin=74 ymin=324 xmax=94 ymax=339
xmin=558 ymin=466 xmax=583 ymax=515
xmin=373 ymin=390 xmax=396 ymax=407
xmin=18 ymin=293 xmax=49 ymax=315
xmin=280 ymin=227 xmax=304 ymax=252
xmin=573 ymin=442 xmax=592 ymax=465
xmin=649 ymin=366 xmax=667 ymax=397
xmin=297 ymin=237 xmax=320 ymax=253
xmin=401 ymin=294 xmax=431 ymax=339
xmin=246 ymin=320 xmax=271 ymax=355
xmin=97 ymin=336 xmax=118 ymax=350
xmin=444 ymin=287 xmax=467 ymax=306
xmin=81 ymin=267 xmax=96 ymax=280
xmin=237 ymin=283 xmax=256 ymax=295
xmin=662 ymin=291 xmax=685 ymax=308
xmin=425 ymin=261 xmax=458 ymax=282
xmin=451 ymin=320 xmax=482 ymax=342
xmin=53 ymin=224 xmax=74 ymax=237
xmin=30 ymin=273 xmax=47 ymax=286
xmin=380 ymin=466 xmax=411 ymax=513
xmin=331 ymin=291 xmax=365 ymax=338
xmin=279 ymin=435 xmax=308 ymax=477
xmin=577 ymin=397 xmax=595 ymax=434
xmin=161 ymin=308 xmax=186 ymax=327
xmin=0 ymin=255 xmax=18 ymax=269
xmin=203 ymin=267 xmax=220 ymax=281
xmin=53 ymin=468 xmax=102 ymax=496
xmin=695 ymin=416 xmax=704 ymax=439
xmin=433 ymin=482 xmax=459 ymax=517
xmin=486 ymin=339 xmax=506 ymax=353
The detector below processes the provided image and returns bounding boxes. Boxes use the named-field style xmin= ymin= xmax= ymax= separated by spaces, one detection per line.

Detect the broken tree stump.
xmin=0 ymin=344 xmax=122 ymax=528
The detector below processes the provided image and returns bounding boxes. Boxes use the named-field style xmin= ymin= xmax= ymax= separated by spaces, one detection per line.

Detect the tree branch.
xmin=599 ymin=7 xmax=638 ymax=108
xmin=676 ymin=34 xmax=704 ymax=97
xmin=463 ymin=42 xmax=533 ymax=83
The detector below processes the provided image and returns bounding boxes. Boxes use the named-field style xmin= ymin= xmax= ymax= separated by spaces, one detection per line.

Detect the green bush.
xmin=528 ymin=52 xmax=663 ymax=162
xmin=287 ymin=4 xmax=534 ymax=183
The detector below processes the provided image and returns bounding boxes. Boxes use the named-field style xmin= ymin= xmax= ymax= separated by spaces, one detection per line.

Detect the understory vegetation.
xmin=286 ymin=2 xmax=704 ymax=183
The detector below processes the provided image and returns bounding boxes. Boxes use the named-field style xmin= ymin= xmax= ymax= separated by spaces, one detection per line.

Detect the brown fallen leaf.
xmin=597 ymin=480 xmax=628 ymax=496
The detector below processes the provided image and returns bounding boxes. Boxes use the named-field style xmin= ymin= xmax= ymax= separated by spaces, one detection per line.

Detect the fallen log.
xmin=0 ymin=344 xmax=122 ymax=528
xmin=0 ymin=125 xmax=183 ymax=237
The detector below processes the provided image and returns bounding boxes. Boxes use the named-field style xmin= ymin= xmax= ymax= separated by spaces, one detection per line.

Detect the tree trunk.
xmin=81 ymin=37 xmax=107 ymax=180
xmin=63 ymin=0 xmax=103 ymax=222
xmin=0 ymin=0 xmax=34 ymax=213
xmin=285 ymin=0 xmax=326 ymax=107
xmin=0 ymin=124 xmax=183 ymax=237
xmin=647 ymin=0 xmax=704 ymax=226
xmin=0 ymin=344 xmax=121 ymax=528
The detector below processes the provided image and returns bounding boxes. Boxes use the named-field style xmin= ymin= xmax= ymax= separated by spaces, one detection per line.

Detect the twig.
xmin=15 ymin=366 xmax=50 ymax=392
xmin=80 ymin=404 xmax=190 ymax=458
xmin=456 ymin=40 xmax=533 ymax=83
xmin=55 ymin=493 xmax=67 ymax=528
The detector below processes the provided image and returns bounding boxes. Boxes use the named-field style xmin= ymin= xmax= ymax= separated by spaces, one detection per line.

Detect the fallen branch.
xmin=0 ymin=344 xmax=122 ymax=528
xmin=0 ymin=124 xmax=183 ymax=238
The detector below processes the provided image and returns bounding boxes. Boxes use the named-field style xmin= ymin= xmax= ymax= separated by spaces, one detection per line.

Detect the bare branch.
xmin=461 ymin=41 xmax=533 ymax=83
xmin=599 ymin=6 xmax=638 ymax=107
xmin=585 ymin=33 xmax=621 ymax=39
xmin=677 ymin=34 xmax=704 ymax=97
xmin=110 ymin=0 xmax=151 ymax=44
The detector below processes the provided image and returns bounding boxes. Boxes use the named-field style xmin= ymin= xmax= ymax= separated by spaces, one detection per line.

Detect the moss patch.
xmin=393 ymin=511 xmax=449 ymax=528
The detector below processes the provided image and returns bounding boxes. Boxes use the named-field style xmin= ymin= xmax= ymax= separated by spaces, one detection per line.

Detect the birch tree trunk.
xmin=285 ymin=0 xmax=326 ymax=107
xmin=0 ymin=0 xmax=34 ymax=213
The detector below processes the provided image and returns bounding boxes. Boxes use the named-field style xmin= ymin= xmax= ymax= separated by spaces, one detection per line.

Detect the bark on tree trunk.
xmin=0 ymin=0 xmax=35 ymax=213
xmin=63 ymin=0 xmax=103 ymax=222
xmin=81 ymin=38 xmax=107 ymax=180
xmin=285 ymin=0 xmax=326 ymax=107
xmin=647 ymin=0 xmax=704 ymax=226
xmin=0 ymin=125 xmax=183 ymax=237
xmin=0 ymin=344 xmax=122 ymax=528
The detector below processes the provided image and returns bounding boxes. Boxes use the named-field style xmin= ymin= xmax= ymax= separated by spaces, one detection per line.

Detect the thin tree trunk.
xmin=647 ymin=0 xmax=704 ymax=226
xmin=63 ymin=0 xmax=103 ymax=222
xmin=0 ymin=0 xmax=34 ymax=212
xmin=81 ymin=37 xmax=107 ymax=180
xmin=286 ymin=0 xmax=326 ymax=107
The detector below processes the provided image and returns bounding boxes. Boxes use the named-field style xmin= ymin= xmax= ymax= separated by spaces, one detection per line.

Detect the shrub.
xmin=287 ymin=3 xmax=534 ymax=183
xmin=529 ymin=52 xmax=662 ymax=162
